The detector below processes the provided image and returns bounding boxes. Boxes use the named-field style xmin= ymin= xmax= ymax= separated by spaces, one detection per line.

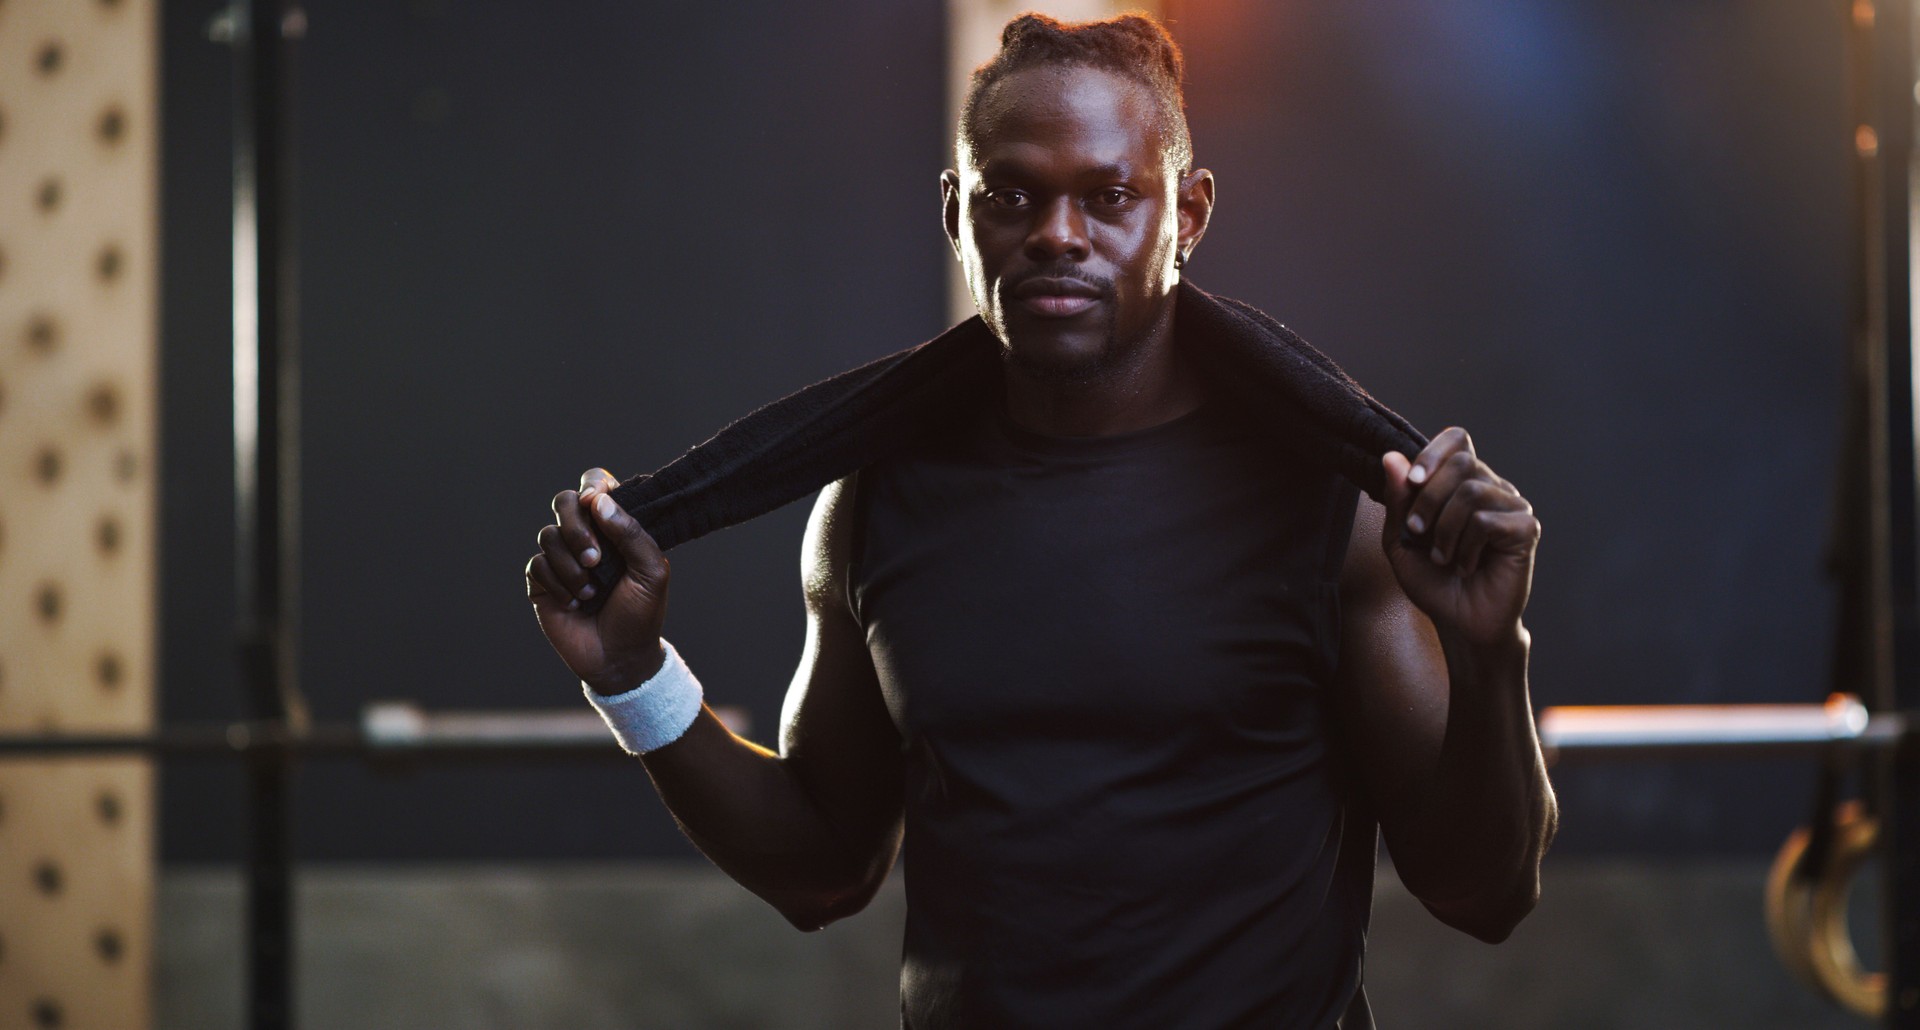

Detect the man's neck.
xmin=1000 ymin=321 xmax=1204 ymax=438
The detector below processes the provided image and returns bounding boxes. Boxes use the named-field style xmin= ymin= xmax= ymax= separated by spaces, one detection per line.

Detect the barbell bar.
xmin=0 ymin=695 xmax=1904 ymax=761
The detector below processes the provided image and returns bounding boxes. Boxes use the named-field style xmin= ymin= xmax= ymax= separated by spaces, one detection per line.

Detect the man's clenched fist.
xmin=1378 ymin=428 xmax=1539 ymax=652
xmin=524 ymin=468 xmax=672 ymax=695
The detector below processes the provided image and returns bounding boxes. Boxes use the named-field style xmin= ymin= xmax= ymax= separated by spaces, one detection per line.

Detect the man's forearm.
xmin=636 ymin=707 xmax=897 ymax=930
xmin=1383 ymin=628 xmax=1557 ymax=936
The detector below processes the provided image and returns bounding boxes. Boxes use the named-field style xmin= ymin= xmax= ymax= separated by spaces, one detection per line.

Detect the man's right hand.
xmin=525 ymin=468 xmax=671 ymax=695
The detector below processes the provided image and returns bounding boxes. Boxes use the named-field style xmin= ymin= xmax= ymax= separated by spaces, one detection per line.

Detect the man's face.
xmin=944 ymin=65 xmax=1205 ymax=381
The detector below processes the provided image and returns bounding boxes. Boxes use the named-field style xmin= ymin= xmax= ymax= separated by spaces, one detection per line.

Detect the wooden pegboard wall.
xmin=0 ymin=1 xmax=158 ymax=1028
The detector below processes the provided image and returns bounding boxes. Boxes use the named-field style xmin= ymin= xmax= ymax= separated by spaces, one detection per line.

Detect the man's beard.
xmin=990 ymin=269 xmax=1146 ymax=384
xmin=1000 ymin=311 xmax=1147 ymax=385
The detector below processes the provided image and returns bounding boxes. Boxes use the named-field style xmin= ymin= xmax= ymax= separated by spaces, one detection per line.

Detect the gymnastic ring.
xmin=1765 ymin=820 xmax=1825 ymax=995
xmin=1765 ymin=801 xmax=1886 ymax=1016
xmin=1805 ymin=801 xmax=1886 ymax=1019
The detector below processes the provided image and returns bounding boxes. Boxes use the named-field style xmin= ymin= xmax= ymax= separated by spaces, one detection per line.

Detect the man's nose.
xmin=1024 ymin=196 xmax=1089 ymax=262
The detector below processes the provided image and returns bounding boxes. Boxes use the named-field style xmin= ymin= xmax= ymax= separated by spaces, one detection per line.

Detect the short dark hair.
xmin=957 ymin=12 xmax=1193 ymax=174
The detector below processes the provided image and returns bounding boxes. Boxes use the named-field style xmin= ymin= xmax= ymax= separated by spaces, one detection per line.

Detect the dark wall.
xmin=159 ymin=0 xmax=949 ymax=861
xmin=161 ymin=2 xmax=1851 ymax=861
xmin=1172 ymin=0 xmax=1852 ymax=853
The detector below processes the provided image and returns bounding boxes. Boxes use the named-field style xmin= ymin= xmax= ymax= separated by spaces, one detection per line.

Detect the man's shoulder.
xmin=801 ymin=476 xmax=863 ymax=618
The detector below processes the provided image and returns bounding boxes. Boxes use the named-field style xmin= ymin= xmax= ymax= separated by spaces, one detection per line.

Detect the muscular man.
xmin=526 ymin=14 xmax=1555 ymax=1028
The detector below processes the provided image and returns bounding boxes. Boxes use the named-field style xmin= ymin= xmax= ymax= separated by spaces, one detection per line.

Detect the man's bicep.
xmin=1335 ymin=496 xmax=1449 ymax=819
xmin=779 ymin=478 xmax=904 ymax=846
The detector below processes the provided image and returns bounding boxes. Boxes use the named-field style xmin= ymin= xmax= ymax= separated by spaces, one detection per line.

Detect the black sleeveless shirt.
xmin=850 ymin=396 xmax=1377 ymax=1030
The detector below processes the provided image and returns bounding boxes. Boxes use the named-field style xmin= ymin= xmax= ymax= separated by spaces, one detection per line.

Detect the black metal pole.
xmin=230 ymin=1 xmax=304 ymax=1027
xmin=1854 ymin=0 xmax=1920 ymax=1024
xmin=1880 ymin=0 xmax=1920 ymax=1015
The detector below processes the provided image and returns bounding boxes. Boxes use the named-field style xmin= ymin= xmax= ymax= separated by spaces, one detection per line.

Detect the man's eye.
xmin=1094 ymin=189 xmax=1132 ymax=207
xmin=987 ymin=190 xmax=1028 ymax=208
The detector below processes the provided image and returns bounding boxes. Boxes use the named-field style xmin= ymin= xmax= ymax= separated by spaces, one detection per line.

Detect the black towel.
xmin=583 ymin=279 xmax=1426 ymax=603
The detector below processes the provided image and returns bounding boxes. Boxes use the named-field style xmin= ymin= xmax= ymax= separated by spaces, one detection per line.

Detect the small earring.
xmin=1174 ymin=250 xmax=1188 ymax=269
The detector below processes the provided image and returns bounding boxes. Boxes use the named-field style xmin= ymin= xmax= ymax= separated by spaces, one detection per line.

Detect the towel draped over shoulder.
xmin=583 ymin=279 xmax=1426 ymax=602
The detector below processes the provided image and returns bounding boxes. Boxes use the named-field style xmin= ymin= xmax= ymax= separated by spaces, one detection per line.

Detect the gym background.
xmin=3 ymin=0 xmax=1891 ymax=1027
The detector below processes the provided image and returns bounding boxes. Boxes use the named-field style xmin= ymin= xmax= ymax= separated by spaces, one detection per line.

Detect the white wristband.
xmin=581 ymin=639 xmax=704 ymax=755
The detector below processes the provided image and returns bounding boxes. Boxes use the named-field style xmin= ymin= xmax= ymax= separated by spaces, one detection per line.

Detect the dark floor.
xmin=156 ymin=859 xmax=1875 ymax=1029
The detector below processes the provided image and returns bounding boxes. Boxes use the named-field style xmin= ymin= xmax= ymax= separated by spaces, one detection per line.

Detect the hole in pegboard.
xmin=32 ymin=860 xmax=62 ymax=896
xmin=35 ymin=177 xmax=62 ymax=213
xmin=35 ymin=41 xmax=63 ymax=77
xmin=97 ymin=105 xmax=125 ymax=145
xmin=31 ymin=997 xmax=62 ymax=1028
xmin=35 ymin=583 xmax=62 ymax=623
xmin=96 ymin=514 xmax=121 ymax=554
xmin=26 ymin=314 xmax=58 ymax=354
xmin=95 ymin=243 xmax=123 ymax=282
xmin=96 ymin=651 xmax=122 ymax=690
xmin=35 ymin=447 xmax=62 ymax=485
xmin=95 ymin=789 xmax=122 ymax=826
xmin=94 ymin=927 xmax=123 ymax=964
xmin=85 ymin=380 xmax=121 ymax=425
xmin=113 ymin=447 xmax=138 ymax=482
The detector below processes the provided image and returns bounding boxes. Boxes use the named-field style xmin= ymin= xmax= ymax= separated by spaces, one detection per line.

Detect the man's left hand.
xmin=1380 ymin=427 xmax=1540 ymax=649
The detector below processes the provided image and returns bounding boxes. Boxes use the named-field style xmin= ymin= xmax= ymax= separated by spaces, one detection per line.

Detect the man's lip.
xmin=1013 ymin=276 xmax=1101 ymax=300
xmin=1011 ymin=276 xmax=1102 ymax=318
xmin=1017 ymin=294 xmax=1099 ymax=317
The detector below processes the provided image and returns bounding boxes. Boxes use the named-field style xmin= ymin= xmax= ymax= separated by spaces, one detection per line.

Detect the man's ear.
xmin=1175 ymin=168 xmax=1216 ymax=265
xmin=940 ymin=170 xmax=963 ymax=259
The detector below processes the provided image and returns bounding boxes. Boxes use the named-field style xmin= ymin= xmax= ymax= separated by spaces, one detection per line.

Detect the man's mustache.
xmin=1004 ymin=267 xmax=1115 ymax=299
